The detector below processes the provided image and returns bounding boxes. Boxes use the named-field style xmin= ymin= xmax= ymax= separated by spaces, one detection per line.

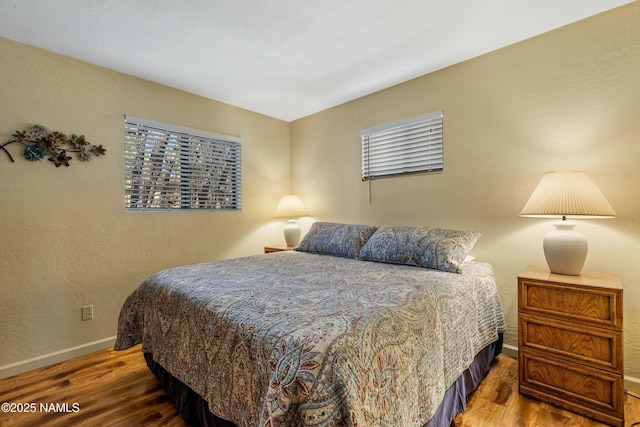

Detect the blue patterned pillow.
xmin=294 ymin=222 xmax=379 ymax=259
xmin=358 ymin=225 xmax=481 ymax=273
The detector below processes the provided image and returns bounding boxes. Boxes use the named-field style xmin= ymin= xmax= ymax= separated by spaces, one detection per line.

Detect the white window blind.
xmin=361 ymin=111 xmax=443 ymax=181
xmin=124 ymin=116 xmax=241 ymax=211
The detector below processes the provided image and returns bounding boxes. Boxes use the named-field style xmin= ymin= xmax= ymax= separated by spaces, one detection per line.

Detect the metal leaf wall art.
xmin=1 ymin=124 xmax=106 ymax=167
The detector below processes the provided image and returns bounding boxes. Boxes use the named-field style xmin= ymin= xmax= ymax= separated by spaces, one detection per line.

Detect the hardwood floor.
xmin=0 ymin=346 xmax=639 ymax=426
xmin=0 ymin=345 xmax=186 ymax=427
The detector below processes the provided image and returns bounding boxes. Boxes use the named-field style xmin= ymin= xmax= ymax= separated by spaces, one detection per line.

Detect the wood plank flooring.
xmin=0 ymin=346 xmax=639 ymax=426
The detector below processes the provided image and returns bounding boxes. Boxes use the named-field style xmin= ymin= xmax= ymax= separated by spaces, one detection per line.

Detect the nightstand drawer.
xmin=519 ymin=351 xmax=624 ymax=426
xmin=519 ymin=313 xmax=623 ymax=372
xmin=519 ymin=278 xmax=622 ymax=330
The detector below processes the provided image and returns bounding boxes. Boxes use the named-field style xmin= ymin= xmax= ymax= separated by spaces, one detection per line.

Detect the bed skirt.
xmin=144 ymin=334 xmax=503 ymax=427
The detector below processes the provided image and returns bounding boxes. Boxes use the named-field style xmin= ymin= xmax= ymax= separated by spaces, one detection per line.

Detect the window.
xmin=361 ymin=111 xmax=443 ymax=181
xmin=124 ymin=116 xmax=241 ymax=211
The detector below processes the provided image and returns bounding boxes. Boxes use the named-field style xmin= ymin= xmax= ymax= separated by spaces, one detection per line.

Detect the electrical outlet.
xmin=82 ymin=305 xmax=93 ymax=321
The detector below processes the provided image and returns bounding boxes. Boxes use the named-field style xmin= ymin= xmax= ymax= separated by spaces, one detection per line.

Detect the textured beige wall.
xmin=291 ymin=3 xmax=640 ymax=378
xmin=0 ymin=38 xmax=290 ymax=371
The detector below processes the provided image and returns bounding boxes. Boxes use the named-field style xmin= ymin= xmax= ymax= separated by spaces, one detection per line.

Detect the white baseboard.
xmin=625 ymin=375 xmax=640 ymax=396
xmin=501 ymin=343 xmax=518 ymax=359
xmin=500 ymin=344 xmax=640 ymax=395
xmin=0 ymin=336 xmax=116 ymax=380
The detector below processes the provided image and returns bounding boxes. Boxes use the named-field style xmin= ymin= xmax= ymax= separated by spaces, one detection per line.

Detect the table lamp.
xmin=520 ymin=171 xmax=616 ymax=276
xmin=274 ymin=195 xmax=307 ymax=247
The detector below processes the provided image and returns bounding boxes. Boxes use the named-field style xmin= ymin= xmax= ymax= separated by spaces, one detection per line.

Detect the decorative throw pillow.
xmin=294 ymin=222 xmax=379 ymax=259
xmin=358 ymin=225 xmax=481 ymax=273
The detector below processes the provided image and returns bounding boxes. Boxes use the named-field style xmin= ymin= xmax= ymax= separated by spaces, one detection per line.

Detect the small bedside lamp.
xmin=520 ymin=171 xmax=616 ymax=276
xmin=274 ymin=195 xmax=307 ymax=247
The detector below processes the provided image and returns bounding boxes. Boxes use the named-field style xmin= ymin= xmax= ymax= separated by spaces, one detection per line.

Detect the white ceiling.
xmin=0 ymin=0 xmax=633 ymax=121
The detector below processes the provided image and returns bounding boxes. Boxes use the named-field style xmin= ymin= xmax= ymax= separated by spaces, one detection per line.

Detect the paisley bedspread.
xmin=115 ymin=251 xmax=506 ymax=427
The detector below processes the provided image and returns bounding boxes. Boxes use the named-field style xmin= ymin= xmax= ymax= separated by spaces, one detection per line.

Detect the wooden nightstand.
xmin=518 ymin=266 xmax=624 ymax=427
xmin=264 ymin=245 xmax=294 ymax=253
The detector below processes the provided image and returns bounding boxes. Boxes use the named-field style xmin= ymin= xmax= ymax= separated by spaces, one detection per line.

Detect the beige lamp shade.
xmin=520 ymin=171 xmax=615 ymax=276
xmin=520 ymin=170 xmax=616 ymax=218
xmin=274 ymin=195 xmax=307 ymax=218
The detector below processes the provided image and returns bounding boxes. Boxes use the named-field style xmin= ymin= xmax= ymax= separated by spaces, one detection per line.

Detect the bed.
xmin=115 ymin=223 xmax=506 ymax=427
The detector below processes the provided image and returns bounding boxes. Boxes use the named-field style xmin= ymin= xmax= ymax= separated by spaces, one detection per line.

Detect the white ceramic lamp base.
xmin=543 ymin=220 xmax=587 ymax=276
xmin=283 ymin=219 xmax=301 ymax=247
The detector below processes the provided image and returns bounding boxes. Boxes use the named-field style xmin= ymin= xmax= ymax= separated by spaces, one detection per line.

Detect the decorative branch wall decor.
xmin=1 ymin=124 xmax=106 ymax=167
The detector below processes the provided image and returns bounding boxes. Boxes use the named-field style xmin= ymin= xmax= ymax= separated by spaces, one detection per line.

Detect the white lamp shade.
xmin=520 ymin=171 xmax=615 ymax=276
xmin=520 ymin=171 xmax=616 ymax=218
xmin=274 ymin=195 xmax=307 ymax=218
